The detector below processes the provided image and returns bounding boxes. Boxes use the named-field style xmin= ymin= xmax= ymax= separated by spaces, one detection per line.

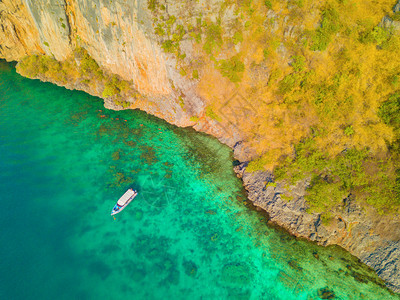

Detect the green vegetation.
xmin=203 ymin=21 xmax=223 ymax=55
xmin=190 ymin=116 xmax=199 ymax=122
xmin=161 ymin=40 xmax=176 ymax=53
xmin=265 ymin=181 xmax=277 ymax=188
xmin=154 ymin=24 xmax=165 ymax=36
xmin=18 ymin=48 xmax=135 ymax=106
xmin=277 ymin=56 xmax=311 ymax=98
xmin=278 ymin=73 xmax=300 ymax=94
xmin=247 ymin=154 xmax=272 ymax=172
xmin=275 ymin=137 xmax=400 ymax=219
xmin=217 ymin=55 xmax=245 ymax=83
xmin=156 ymin=16 xmax=186 ymax=60
xmin=147 ymin=0 xmax=158 ymax=11
xmin=232 ymin=30 xmax=243 ymax=44
xmin=115 ymin=100 xmax=131 ymax=108
xmin=310 ymin=7 xmax=341 ymax=51
xmin=392 ymin=11 xmax=400 ymax=21
xmin=102 ymin=75 xmax=130 ymax=98
xmin=344 ymin=126 xmax=354 ymax=136
xmin=379 ymin=92 xmax=400 ymax=128
xmin=291 ymin=55 xmax=306 ymax=72
xmin=379 ymin=92 xmax=400 ymax=153
xmin=360 ymin=26 xmax=390 ymax=46
xmin=74 ymin=47 xmax=104 ymax=79
xmin=17 ymin=55 xmax=76 ymax=83
xmin=192 ymin=69 xmax=199 ymax=79
xmin=178 ymin=96 xmax=184 ymax=108
xmin=205 ymin=106 xmax=222 ymax=121
xmin=264 ymin=0 xmax=272 ymax=9
xmin=268 ymin=69 xmax=282 ymax=86
xmin=179 ymin=68 xmax=187 ymax=76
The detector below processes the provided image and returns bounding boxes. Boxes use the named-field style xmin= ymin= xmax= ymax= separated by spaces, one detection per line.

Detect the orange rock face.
xmin=1 ymin=1 xmax=172 ymax=97
xmin=0 ymin=0 xmax=44 ymax=61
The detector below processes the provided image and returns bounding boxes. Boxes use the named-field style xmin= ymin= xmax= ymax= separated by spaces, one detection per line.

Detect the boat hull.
xmin=111 ymin=198 xmax=133 ymax=216
xmin=111 ymin=190 xmax=137 ymax=216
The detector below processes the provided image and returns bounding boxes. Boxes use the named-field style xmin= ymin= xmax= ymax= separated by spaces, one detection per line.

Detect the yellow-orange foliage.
xmin=151 ymin=0 xmax=400 ymax=173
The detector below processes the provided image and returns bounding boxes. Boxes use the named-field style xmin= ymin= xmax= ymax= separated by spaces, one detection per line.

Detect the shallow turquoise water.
xmin=0 ymin=60 xmax=398 ymax=300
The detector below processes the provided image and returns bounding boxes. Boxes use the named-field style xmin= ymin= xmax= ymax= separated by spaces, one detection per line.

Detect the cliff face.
xmin=3 ymin=0 xmax=270 ymax=154
xmin=1 ymin=0 xmax=400 ymax=293
xmin=0 ymin=0 xmax=215 ymax=131
xmin=0 ymin=0 xmax=44 ymax=60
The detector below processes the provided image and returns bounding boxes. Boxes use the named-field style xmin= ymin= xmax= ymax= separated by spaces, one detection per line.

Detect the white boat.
xmin=111 ymin=188 xmax=138 ymax=216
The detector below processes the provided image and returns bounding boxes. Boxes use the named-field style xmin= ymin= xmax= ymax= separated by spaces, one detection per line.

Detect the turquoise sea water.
xmin=0 ymin=60 xmax=398 ymax=300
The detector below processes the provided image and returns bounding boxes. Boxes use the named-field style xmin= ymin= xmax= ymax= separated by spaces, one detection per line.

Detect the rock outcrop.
xmin=1 ymin=0 xmax=400 ymax=293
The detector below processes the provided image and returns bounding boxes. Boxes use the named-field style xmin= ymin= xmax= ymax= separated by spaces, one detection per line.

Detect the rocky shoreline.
xmin=232 ymin=160 xmax=400 ymax=293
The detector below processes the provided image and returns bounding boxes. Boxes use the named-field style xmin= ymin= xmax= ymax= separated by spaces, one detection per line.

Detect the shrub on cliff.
xmin=102 ymin=75 xmax=130 ymax=98
xmin=17 ymin=55 xmax=73 ymax=84
xmin=74 ymin=47 xmax=103 ymax=80
xmin=17 ymin=55 xmax=42 ymax=78
xmin=217 ymin=55 xmax=245 ymax=83
xmin=203 ymin=21 xmax=223 ymax=55
xmin=205 ymin=106 xmax=222 ymax=121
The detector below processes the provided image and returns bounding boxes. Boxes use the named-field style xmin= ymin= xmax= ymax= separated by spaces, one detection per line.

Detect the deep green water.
xmin=0 ymin=60 xmax=398 ymax=300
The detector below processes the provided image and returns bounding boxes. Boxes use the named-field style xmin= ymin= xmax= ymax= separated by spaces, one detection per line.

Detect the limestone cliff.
xmin=1 ymin=0 xmax=400 ymax=293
